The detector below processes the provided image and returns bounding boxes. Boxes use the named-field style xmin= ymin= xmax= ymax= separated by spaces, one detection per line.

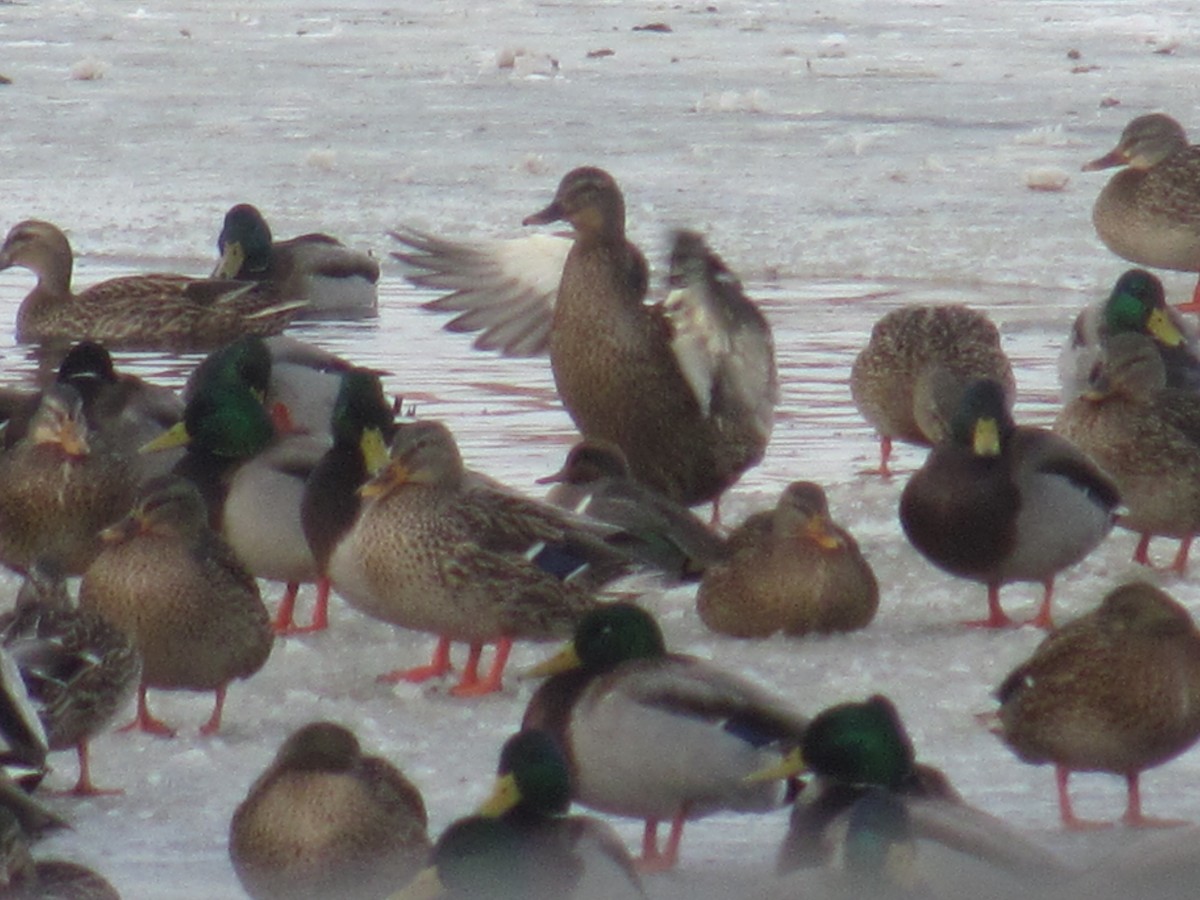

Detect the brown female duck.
xmin=850 ymin=304 xmax=1014 ymax=476
xmin=0 ymin=219 xmax=304 ymax=350
xmin=1083 ymin=114 xmax=1200 ymax=311
xmin=993 ymin=581 xmax=1200 ymax=830
xmin=79 ymin=476 xmax=273 ymax=737
xmin=394 ymin=170 xmax=778 ymax=513
xmin=229 ymin=721 xmax=429 ymax=900
xmin=697 ymin=481 xmax=878 ymax=638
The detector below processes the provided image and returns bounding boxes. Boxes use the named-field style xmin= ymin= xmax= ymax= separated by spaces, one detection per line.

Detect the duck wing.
xmin=391 ymin=226 xmax=570 ymax=357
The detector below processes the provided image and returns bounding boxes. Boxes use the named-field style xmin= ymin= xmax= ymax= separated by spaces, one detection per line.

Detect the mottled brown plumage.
xmin=1055 ymin=332 xmax=1200 ymax=572
xmin=527 ymin=173 xmax=776 ymax=507
xmin=0 ymin=384 xmax=138 ymax=576
xmin=2 ymin=563 xmax=140 ymax=794
xmin=329 ymin=420 xmax=613 ymax=696
xmin=850 ymin=304 xmax=1014 ymax=475
xmin=1084 ymin=114 xmax=1200 ymax=309
xmin=0 ymin=219 xmax=304 ymax=350
xmin=697 ymin=482 xmax=878 ymax=638
xmin=78 ymin=476 xmax=273 ymax=737
xmin=994 ymin=580 xmax=1200 ymax=829
xmin=230 ymin=721 xmax=428 ymax=900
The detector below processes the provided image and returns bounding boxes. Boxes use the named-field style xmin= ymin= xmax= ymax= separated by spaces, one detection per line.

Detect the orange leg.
xmin=861 ymin=436 xmax=893 ymax=477
xmin=53 ymin=742 xmax=122 ymax=796
xmin=1133 ymin=532 xmax=1153 ymax=566
xmin=963 ymin=584 xmax=1016 ymax=629
xmin=199 ymin=684 xmax=227 ymax=736
xmin=271 ymin=582 xmax=301 ymax=634
xmin=1023 ymin=579 xmax=1056 ymax=631
xmin=1169 ymin=537 xmax=1193 ymax=574
xmin=1173 ymin=277 xmax=1200 ymax=313
xmin=635 ymin=809 xmax=687 ymax=872
xmin=1122 ymin=772 xmax=1188 ymax=828
xmin=451 ymin=638 xmax=513 ymax=697
xmin=377 ymin=636 xmax=453 ymax=684
xmin=1056 ymin=766 xmax=1112 ymax=831
xmin=117 ymin=684 xmax=175 ymax=738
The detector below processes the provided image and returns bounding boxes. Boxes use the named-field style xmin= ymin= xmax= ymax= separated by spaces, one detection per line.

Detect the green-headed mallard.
xmin=900 ymin=378 xmax=1118 ymax=629
xmin=394 ymin=729 xmax=645 ymax=900
xmin=1055 ymin=332 xmax=1200 ymax=572
xmin=78 ymin=476 xmax=273 ymax=737
xmin=394 ymin=172 xmax=778 ymax=513
xmin=229 ymin=721 xmax=429 ymax=900
xmin=148 ymin=337 xmax=331 ymax=627
xmin=850 ymin=304 xmax=1014 ymax=476
xmin=521 ymin=602 xmax=808 ymax=871
xmin=294 ymin=369 xmax=395 ymax=635
xmin=0 ymin=383 xmax=139 ymax=576
xmin=1060 ymin=270 xmax=1200 ymax=401
xmin=329 ymin=420 xmax=623 ymax=697
xmin=993 ymin=580 xmax=1200 ymax=829
xmin=1083 ymin=114 xmax=1200 ymax=311
xmin=213 ymin=203 xmax=379 ymax=320
xmin=1 ymin=562 xmax=140 ymax=795
xmin=697 ymin=481 xmax=878 ymax=638
xmin=759 ymin=696 xmax=1064 ymax=884
xmin=538 ymin=440 xmax=726 ymax=582
xmin=0 ymin=219 xmax=305 ymax=350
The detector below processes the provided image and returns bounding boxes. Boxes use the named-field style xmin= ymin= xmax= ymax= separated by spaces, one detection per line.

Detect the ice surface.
xmin=3 ymin=1 xmax=1200 ymax=897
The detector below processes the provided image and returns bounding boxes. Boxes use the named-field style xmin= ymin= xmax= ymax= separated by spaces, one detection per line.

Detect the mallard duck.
xmin=394 ymin=729 xmax=645 ymax=900
xmin=229 ymin=721 xmax=429 ymax=900
xmin=1055 ymin=332 xmax=1200 ymax=572
xmin=0 ymin=383 xmax=139 ymax=576
xmin=213 ymin=203 xmax=379 ymax=319
xmin=181 ymin=334 xmax=348 ymax=441
xmin=758 ymin=696 xmax=1064 ymax=883
xmin=1 ymin=341 xmax=183 ymax=463
xmin=521 ymin=602 xmax=808 ymax=871
xmin=78 ymin=476 xmax=273 ymax=737
xmin=993 ymin=580 xmax=1200 ymax=829
xmin=538 ymin=440 xmax=726 ymax=582
xmin=328 ymin=420 xmax=623 ymax=697
xmin=1083 ymin=114 xmax=1200 ymax=311
xmin=1 ymin=562 xmax=140 ymax=795
xmin=1060 ymin=269 xmax=1200 ymax=401
xmin=697 ymin=481 xmax=878 ymax=638
xmin=0 ymin=805 xmax=119 ymax=899
xmin=294 ymin=369 xmax=395 ymax=635
xmin=899 ymin=378 xmax=1119 ymax=629
xmin=394 ymin=171 xmax=778 ymax=512
xmin=146 ymin=338 xmax=331 ymax=628
xmin=0 ymin=219 xmax=306 ymax=350
xmin=850 ymin=304 xmax=1014 ymax=476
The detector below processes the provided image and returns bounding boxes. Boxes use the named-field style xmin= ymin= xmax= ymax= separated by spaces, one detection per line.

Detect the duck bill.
xmin=476 ymin=773 xmax=521 ymax=818
xmin=99 ymin=515 xmax=143 ymax=544
xmin=212 ymin=240 xmax=246 ymax=279
xmin=522 ymin=201 xmax=565 ymax=226
xmin=522 ymin=643 xmax=583 ymax=679
xmin=387 ymin=866 xmax=447 ymax=900
xmin=140 ymin=421 xmax=192 ymax=453
xmin=48 ymin=417 xmax=89 ymax=458
xmin=360 ymin=426 xmax=390 ymax=476
xmin=359 ymin=460 xmax=411 ymax=498
xmin=804 ymin=516 xmax=844 ymax=551
xmin=1146 ymin=308 xmax=1184 ymax=347
xmin=971 ymin=418 xmax=1001 ymax=457
xmin=744 ymin=747 xmax=806 ymax=784
xmin=1081 ymin=147 xmax=1128 ymax=172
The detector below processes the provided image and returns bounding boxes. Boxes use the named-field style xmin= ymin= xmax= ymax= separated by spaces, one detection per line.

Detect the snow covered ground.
xmin=3 ymin=1 xmax=1200 ymax=897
